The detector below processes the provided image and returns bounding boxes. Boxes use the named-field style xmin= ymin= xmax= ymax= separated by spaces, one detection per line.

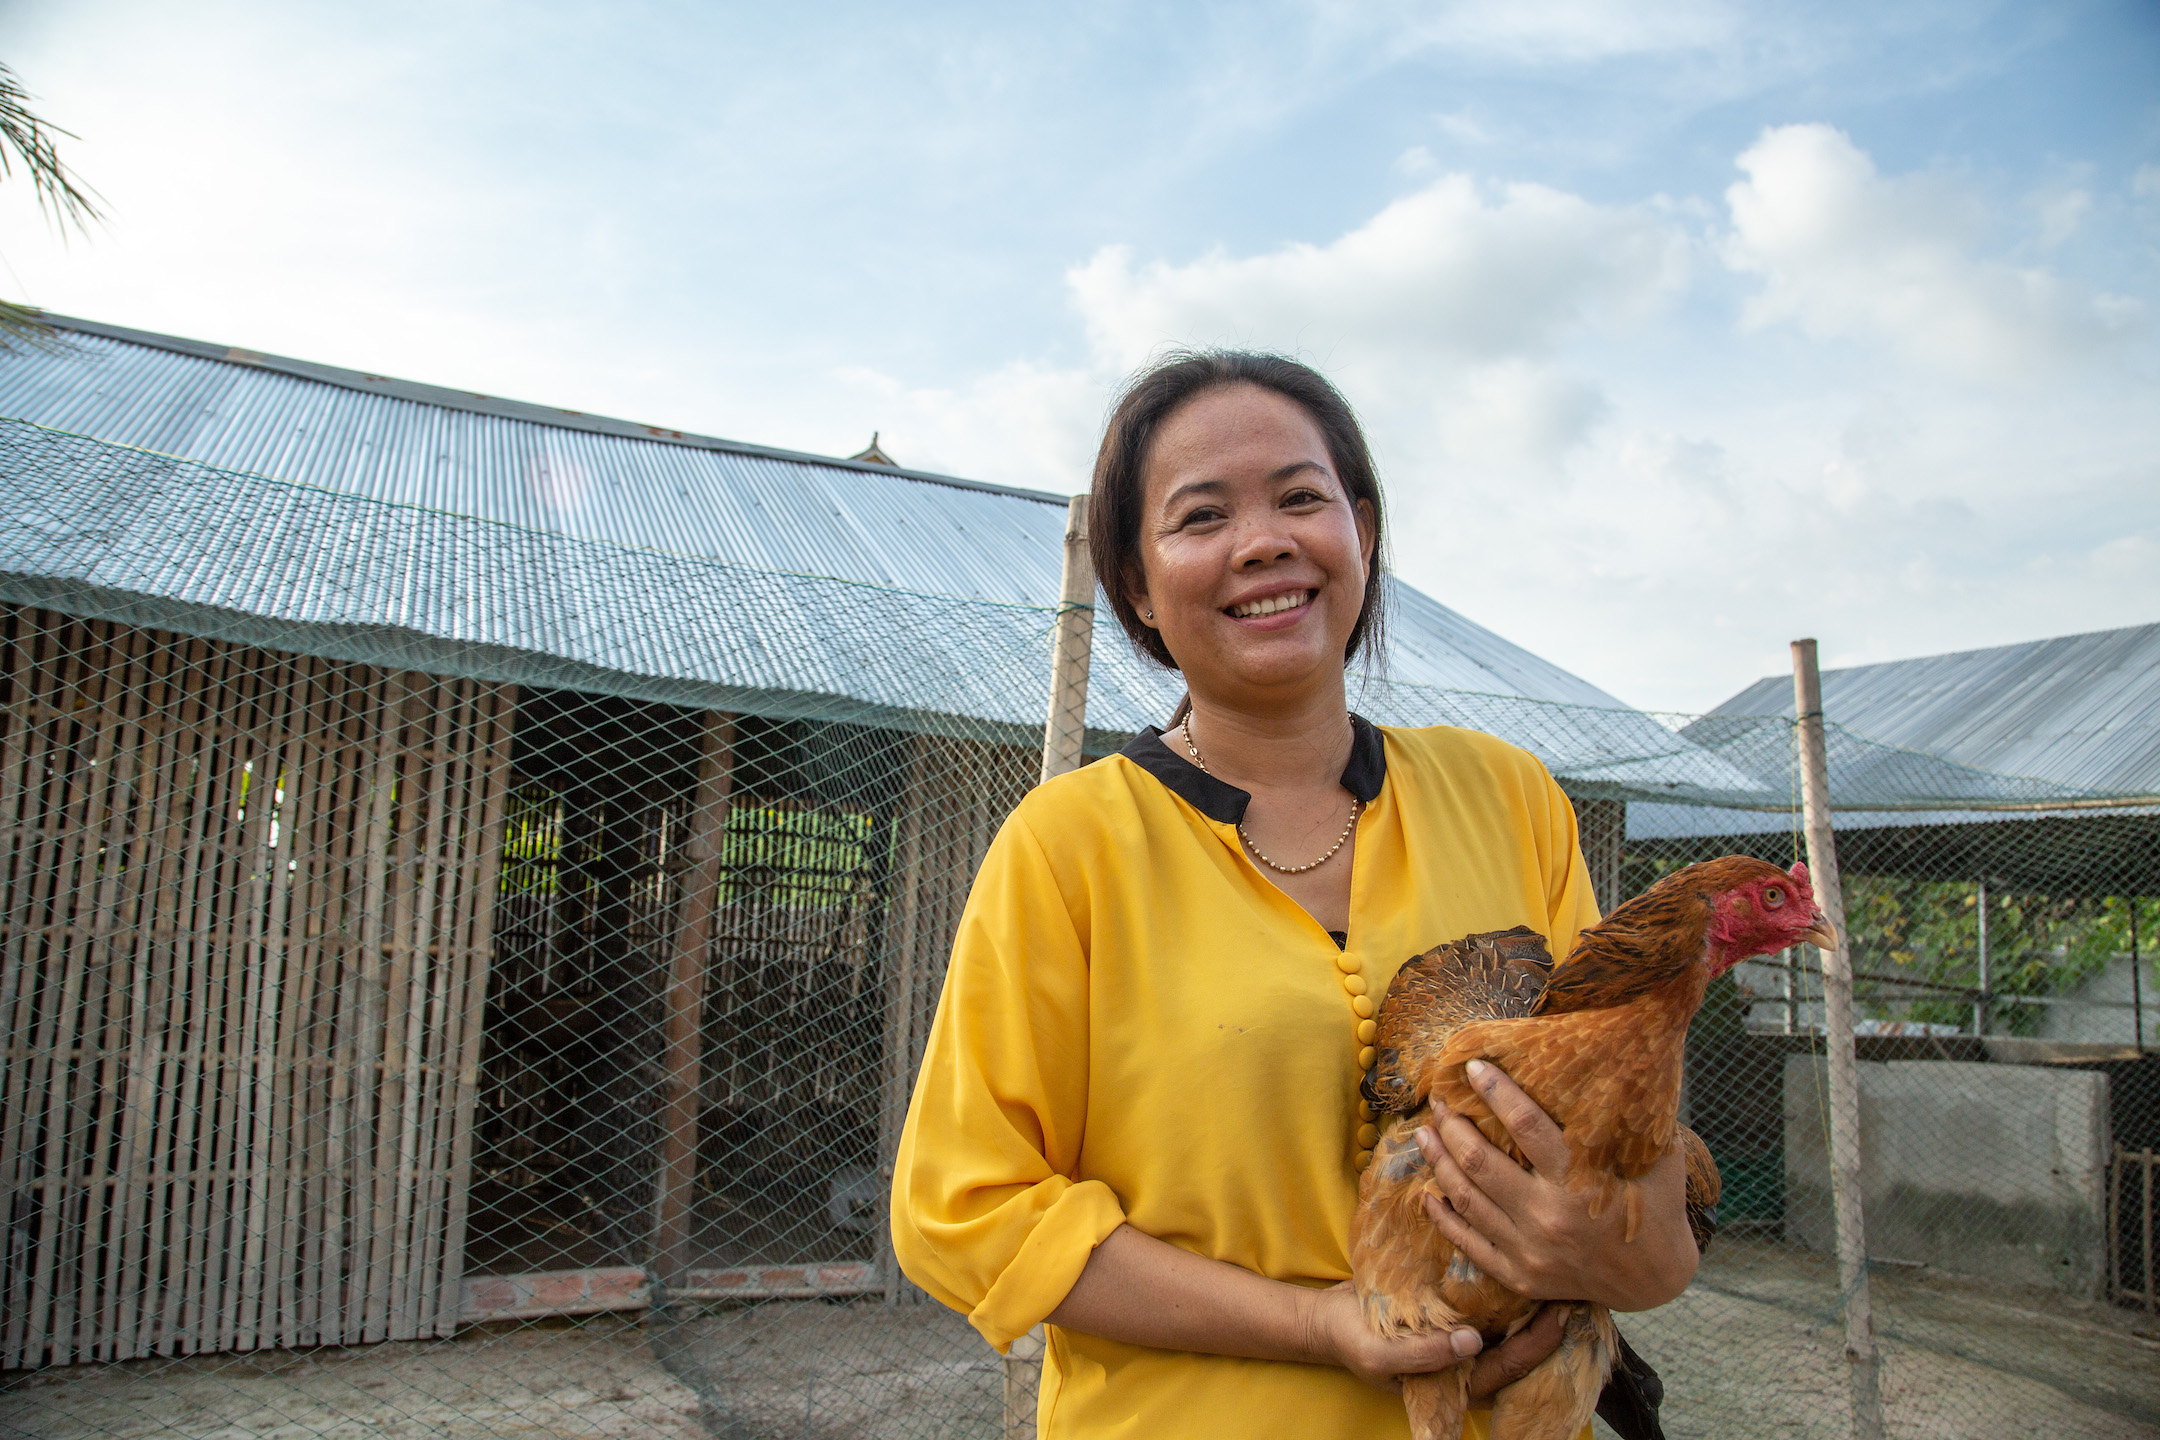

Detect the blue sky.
xmin=2 ymin=0 xmax=2155 ymax=711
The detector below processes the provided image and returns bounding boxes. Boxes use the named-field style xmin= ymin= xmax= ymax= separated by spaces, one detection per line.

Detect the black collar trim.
xmin=1119 ymin=715 xmax=1387 ymax=824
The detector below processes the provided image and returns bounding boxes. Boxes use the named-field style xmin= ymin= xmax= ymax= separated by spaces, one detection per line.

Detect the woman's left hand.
xmin=1415 ymin=1059 xmax=1698 ymax=1313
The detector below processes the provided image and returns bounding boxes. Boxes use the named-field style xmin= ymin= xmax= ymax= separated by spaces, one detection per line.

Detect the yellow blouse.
xmin=891 ymin=721 xmax=1602 ymax=1439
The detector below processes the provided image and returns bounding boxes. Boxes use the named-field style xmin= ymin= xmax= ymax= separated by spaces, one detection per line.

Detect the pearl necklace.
xmin=1180 ymin=717 xmax=1361 ymax=875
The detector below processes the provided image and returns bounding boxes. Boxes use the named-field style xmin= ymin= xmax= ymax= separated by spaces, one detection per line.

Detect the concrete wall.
xmin=2033 ymin=954 xmax=2155 ymax=1045
xmin=1784 ymin=1057 xmax=2111 ymax=1297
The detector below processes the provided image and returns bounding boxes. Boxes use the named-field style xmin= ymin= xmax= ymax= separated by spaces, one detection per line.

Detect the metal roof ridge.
xmin=32 ymin=312 xmax=1072 ymax=506
xmin=1710 ymin=620 xmax=2160 ymax=715
xmin=1826 ymin=621 xmax=2160 ymax=674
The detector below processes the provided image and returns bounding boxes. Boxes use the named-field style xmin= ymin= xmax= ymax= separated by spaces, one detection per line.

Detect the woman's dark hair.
xmin=1087 ymin=349 xmax=1388 ymax=674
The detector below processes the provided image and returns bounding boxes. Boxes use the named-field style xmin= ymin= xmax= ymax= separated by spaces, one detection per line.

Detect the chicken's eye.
xmin=1763 ymin=886 xmax=1786 ymax=908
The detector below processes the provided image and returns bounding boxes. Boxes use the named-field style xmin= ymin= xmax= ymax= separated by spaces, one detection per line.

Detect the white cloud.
xmin=2027 ymin=186 xmax=2091 ymax=250
xmin=1395 ymin=144 xmax=1439 ymax=175
xmin=1064 ymin=173 xmax=1687 ymax=484
xmin=1723 ymin=124 xmax=2144 ymax=380
xmin=872 ymin=169 xmax=1689 ymax=492
xmin=1072 ymin=174 xmax=1686 ymax=368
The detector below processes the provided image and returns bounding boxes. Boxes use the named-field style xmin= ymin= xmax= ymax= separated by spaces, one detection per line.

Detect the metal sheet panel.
xmin=1707 ymin=627 xmax=2160 ymax=797
xmin=0 ymin=414 xmax=1776 ymax=801
xmin=0 ymin=319 xmax=1636 ymax=709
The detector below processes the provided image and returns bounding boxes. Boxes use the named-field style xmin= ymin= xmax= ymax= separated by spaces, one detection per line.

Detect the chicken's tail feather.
xmin=1488 ymin=1305 xmax=1616 ymax=1440
xmin=1402 ymin=1363 xmax=1470 ymax=1440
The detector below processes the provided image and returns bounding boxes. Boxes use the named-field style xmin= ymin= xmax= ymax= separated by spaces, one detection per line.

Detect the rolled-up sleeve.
xmin=890 ymin=811 xmax=1128 ymax=1352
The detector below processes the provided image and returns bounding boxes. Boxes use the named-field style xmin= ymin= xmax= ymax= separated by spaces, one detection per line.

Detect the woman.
xmin=890 ymin=352 xmax=1699 ymax=1438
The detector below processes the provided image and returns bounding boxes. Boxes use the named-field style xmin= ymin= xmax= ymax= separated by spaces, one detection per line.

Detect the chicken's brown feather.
xmin=1367 ymin=926 xmax=1551 ymax=1114
xmin=1351 ymin=856 xmax=1805 ymax=1440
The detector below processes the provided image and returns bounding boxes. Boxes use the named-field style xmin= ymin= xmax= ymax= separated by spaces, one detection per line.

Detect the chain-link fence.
xmin=2 ymin=422 xmax=2156 ymax=1440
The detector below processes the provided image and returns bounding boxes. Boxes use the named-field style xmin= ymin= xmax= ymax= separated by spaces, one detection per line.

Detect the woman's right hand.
xmin=1304 ymin=1284 xmax=1571 ymax=1398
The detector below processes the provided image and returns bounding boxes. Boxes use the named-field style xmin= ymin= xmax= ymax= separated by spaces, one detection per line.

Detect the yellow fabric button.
xmin=1357 ymin=1123 xmax=1380 ymax=1148
xmin=1355 ymin=1149 xmax=1373 ymax=1170
xmin=1351 ymin=995 xmax=1374 ymax=1019
xmin=1357 ymin=1100 xmax=1374 ymax=1122
xmin=1357 ymin=1045 xmax=1377 ymax=1070
xmin=1342 ymin=974 xmax=1368 ymax=997
xmin=1357 ymin=1019 xmax=1377 ymax=1044
xmin=1334 ymin=953 xmax=1363 ymax=974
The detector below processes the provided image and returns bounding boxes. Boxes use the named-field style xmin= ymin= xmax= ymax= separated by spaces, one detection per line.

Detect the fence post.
xmin=1792 ymin=638 xmax=1885 ymax=1440
xmin=654 ymin=712 xmax=735 ymax=1296
xmin=1003 ymin=494 xmax=1095 ymax=1438
xmin=1040 ymin=494 xmax=1095 ymax=786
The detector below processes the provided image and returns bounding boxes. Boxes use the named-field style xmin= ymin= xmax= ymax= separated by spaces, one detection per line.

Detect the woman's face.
xmin=1130 ymin=383 xmax=1375 ymax=704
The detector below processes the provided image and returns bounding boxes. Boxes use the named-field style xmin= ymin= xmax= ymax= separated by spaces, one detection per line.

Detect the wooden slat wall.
xmin=0 ymin=607 xmax=515 ymax=1368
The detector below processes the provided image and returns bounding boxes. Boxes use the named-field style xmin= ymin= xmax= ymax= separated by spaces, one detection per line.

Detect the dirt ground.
xmin=5 ymin=1245 xmax=2156 ymax=1440
xmin=1609 ymin=1239 xmax=2160 ymax=1439
xmin=0 ymin=1318 xmax=703 ymax=1440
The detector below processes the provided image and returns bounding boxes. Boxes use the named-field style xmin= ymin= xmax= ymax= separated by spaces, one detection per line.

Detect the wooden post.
xmin=2134 ymin=1148 xmax=2151 ymax=1321
xmin=879 ymin=737 xmax=933 ymax=1305
xmin=1974 ymin=879 xmax=1990 ymax=1036
xmin=654 ymin=712 xmax=735 ymax=1294
xmin=1039 ymin=494 xmax=1095 ymax=786
xmin=1792 ymin=638 xmax=1884 ymax=1440
xmin=1784 ymin=947 xmax=1798 ymax=1034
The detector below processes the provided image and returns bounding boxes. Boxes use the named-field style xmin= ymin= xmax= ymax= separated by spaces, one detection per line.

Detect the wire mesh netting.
xmin=2 ymin=423 xmax=2157 ymax=1440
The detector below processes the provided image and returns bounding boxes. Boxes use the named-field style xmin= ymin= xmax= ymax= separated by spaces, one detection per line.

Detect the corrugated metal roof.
xmin=1709 ymin=627 xmax=2160 ymax=797
xmin=5 ymin=416 xmax=1772 ymax=807
xmin=0 ymin=316 xmax=1635 ymax=710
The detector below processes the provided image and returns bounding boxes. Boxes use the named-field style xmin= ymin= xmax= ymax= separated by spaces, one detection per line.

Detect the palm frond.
xmin=0 ymin=299 xmax=67 ymax=353
xmin=0 ymin=61 xmax=103 ymax=234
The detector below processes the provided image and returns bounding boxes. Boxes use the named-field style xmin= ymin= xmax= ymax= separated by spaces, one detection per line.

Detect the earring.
xmin=1144 ymin=609 xmax=1154 ymax=620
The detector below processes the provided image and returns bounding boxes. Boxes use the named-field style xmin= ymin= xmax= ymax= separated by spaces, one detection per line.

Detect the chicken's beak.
xmin=1802 ymin=915 xmax=1839 ymax=951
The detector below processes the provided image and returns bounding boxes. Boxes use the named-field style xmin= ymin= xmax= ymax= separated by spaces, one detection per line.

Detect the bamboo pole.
xmin=2134 ymin=1148 xmax=2151 ymax=1321
xmin=2132 ymin=900 xmax=2144 ymax=1055
xmin=1039 ymin=494 xmax=1095 ymax=786
xmin=1791 ymin=638 xmax=1884 ymax=1440
xmin=879 ymin=736 xmax=934 ymax=1305
xmin=654 ymin=712 xmax=735 ymax=1294
xmin=433 ymin=681 xmax=517 ymax=1335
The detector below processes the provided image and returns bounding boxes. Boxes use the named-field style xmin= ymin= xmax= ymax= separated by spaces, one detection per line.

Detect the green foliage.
xmin=499 ymin=787 xmax=565 ymax=897
xmin=720 ymin=803 xmax=876 ymax=910
xmin=0 ymin=60 xmax=101 ymax=351
xmin=0 ymin=62 xmax=99 ymax=233
xmin=1843 ymin=877 xmax=2159 ymax=1035
xmin=496 ymin=786 xmax=879 ymax=912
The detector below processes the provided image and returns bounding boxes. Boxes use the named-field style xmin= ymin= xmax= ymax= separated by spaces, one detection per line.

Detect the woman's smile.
xmin=1226 ymin=586 xmax=1318 ymax=625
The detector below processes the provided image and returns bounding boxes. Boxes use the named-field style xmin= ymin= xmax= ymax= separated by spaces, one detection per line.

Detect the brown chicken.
xmin=1350 ymin=857 xmax=1834 ymax=1440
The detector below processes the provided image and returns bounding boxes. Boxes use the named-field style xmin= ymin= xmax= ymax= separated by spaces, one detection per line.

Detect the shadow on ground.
xmin=649 ymin=1300 xmax=1001 ymax=1440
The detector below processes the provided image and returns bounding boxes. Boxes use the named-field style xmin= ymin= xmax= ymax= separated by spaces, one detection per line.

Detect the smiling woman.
xmin=889 ymin=352 xmax=1698 ymax=1440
